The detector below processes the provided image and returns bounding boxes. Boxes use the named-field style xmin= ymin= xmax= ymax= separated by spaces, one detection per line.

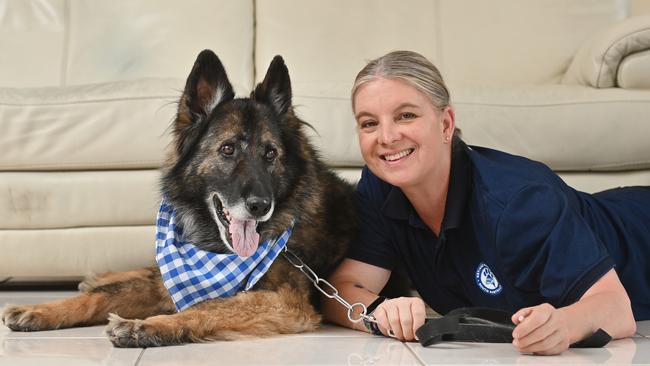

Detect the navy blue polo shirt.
xmin=350 ymin=140 xmax=650 ymax=320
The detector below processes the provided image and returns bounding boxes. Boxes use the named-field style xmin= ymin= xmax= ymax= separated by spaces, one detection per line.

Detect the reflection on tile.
xmin=636 ymin=321 xmax=650 ymax=337
xmin=1 ymin=294 xmax=108 ymax=340
xmin=0 ymin=338 xmax=141 ymax=366
xmin=407 ymin=337 xmax=650 ymax=365
xmin=1 ymin=325 xmax=107 ymax=339
xmin=0 ymin=291 xmax=79 ymax=305
xmin=3 ymin=290 xmax=650 ymax=365
xmin=140 ymin=335 xmax=421 ymax=366
xmin=300 ymin=323 xmax=371 ymax=338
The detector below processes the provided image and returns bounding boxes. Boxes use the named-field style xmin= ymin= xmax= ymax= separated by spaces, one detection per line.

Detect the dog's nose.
xmin=246 ymin=197 xmax=271 ymax=216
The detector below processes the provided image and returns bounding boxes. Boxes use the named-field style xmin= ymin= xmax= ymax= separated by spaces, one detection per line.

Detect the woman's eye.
xmin=399 ymin=112 xmax=416 ymax=120
xmin=220 ymin=143 xmax=235 ymax=156
xmin=265 ymin=148 xmax=277 ymax=161
xmin=359 ymin=120 xmax=377 ymax=130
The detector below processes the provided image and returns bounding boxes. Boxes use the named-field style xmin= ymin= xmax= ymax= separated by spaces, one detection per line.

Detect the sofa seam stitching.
xmin=596 ymin=27 xmax=650 ymax=87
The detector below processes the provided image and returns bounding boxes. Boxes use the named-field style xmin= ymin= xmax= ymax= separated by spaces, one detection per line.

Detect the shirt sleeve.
xmin=495 ymin=184 xmax=615 ymax=307
xmin=346 ymin=167 xmax=397 ymax=270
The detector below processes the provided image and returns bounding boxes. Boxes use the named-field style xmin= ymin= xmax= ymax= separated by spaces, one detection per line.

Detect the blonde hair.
xmin=352 ymin=50 xmax=460 ymax=138
xmin=352 ymin=50 xmax=450 ymax=112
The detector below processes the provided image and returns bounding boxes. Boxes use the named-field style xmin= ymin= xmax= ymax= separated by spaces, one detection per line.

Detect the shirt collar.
xmin=381 ymin=139 xmax=471 ymax=233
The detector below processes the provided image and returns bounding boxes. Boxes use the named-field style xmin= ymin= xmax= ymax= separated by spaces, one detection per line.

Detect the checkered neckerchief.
xmin=155 ymin=199 xmax=293 ymax=311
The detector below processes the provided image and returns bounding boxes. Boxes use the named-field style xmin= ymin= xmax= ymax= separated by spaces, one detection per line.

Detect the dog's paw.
xmin=2 ymin=304 xmax=58 ymax=331
xmin=105 ymin=313 xmax=173 ymax=348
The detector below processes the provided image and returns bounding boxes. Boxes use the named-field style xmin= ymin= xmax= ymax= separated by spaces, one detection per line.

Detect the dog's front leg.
xmin=2 ymin=267 xmax=174 ymax=331
xmin=106 ymin=283 xmax=320 ymax=348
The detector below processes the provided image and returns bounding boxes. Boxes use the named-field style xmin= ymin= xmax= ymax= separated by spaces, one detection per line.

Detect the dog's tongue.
xmin=228 ymin=219 xmax=259 ymax=257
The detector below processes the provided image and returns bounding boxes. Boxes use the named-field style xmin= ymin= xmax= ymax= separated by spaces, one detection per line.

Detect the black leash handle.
xmin=415 ymin=307 xmax=611 ymax=348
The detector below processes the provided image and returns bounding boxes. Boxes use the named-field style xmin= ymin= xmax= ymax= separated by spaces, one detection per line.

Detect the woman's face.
xmin=353 ymin=77 xmax=454 ymax=189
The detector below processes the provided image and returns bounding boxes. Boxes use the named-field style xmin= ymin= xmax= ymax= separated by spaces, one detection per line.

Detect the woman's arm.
xmin=322 ymin=258 xmax=391 ymax=331
xmin=511 ymin=268 xmax=636 ymax=355
xmin=322 ymin=258 xmax=426 ymax=340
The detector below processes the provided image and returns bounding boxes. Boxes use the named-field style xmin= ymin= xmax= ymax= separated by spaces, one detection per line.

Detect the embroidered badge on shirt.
xmin=155 ymin=199 xmax=294 ymax=311
xmin=475 ymin=262 xmax=502 ymax=295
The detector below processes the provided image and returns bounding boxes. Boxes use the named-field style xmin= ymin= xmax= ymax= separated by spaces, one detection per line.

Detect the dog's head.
xmin=163 ymin=50 xmax=306 ymax=256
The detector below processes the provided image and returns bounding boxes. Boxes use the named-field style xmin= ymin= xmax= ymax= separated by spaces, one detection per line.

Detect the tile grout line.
xmin=405 ymin=343 xmax=427 ymax=366
xmin=134 ymin=348 xmax=146 ymax=366
xmin=1 ymin=336 xmax=106 ymax=340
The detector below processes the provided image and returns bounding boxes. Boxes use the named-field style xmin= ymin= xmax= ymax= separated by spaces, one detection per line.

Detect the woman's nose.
xmin=377 ymin=121 xmax=400 ymax=145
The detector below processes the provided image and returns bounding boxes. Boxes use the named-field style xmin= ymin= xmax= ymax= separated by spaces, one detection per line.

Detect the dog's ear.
xmin=178 ymin=50 xmax=235 ymax=127
xmin=175 ymin=50 xmax=234 ymax=156
xmin=253 ymin=56 xmax=292 ymax=116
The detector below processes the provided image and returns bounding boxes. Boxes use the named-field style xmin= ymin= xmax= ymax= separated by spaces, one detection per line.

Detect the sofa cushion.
xmin=1 ymin=0 xmax=254 ymax=90
xmin=0 ymin=226 xmax=156 ymax=277
xmin=256 ymin=0 xmax=622 ymax=88
xmin=291 ymin=84 xmax=650 ymax=172
xmin=255 ymin=0 xmax=639 ymax=172
xmin=454 ymin=84 xmax=650 ymax=171
xmin=0 ymin=78 xmax=182 ymax=171
xmin=0 ymin=0 xmax=66 ymax=87
xmin=0 ymin=170 xmax=160 ymax=230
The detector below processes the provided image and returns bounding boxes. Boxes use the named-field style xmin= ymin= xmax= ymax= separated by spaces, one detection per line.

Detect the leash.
xmin=282 ymin=247 xmax=612 ymax=348
xmin=280 ymin=247 xmax=394 ymax=336
xmin=415 ymin=307 xmax=612 ymax=348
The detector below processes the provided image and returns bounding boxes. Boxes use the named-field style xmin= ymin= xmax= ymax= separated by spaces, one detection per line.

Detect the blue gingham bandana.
xmin=155 ymin=199 xmax=294 ymax=311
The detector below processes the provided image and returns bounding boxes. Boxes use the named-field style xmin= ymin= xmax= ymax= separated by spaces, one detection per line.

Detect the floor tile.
xmin=0 ymin=291 xmax=78 ymax=306
xmin=406 ymin=337 xmax=650 ymax=365
xmin=0 ymin=338 xmax=142 ymax=366
xmin=1 ymin=324 xmax=107 ymax=339
xmin=1 ymin=291 xmax=107 ymax=340
xmin=3 ymin=291 xmax=650 ymax=365
xmin=300 ymin=323 xmax=372 ymax=338
xmin=139 ymin=335 xmax=422 ymax=366
xmin=636 ymin=320 xmax=650 ymax=337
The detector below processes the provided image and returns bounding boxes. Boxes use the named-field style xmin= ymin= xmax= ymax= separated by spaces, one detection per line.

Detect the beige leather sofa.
xmin=2 ymin=0 xmax=650 ymax=280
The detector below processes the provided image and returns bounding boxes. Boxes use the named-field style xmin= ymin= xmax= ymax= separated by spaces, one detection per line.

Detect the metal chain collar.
xmin=281 ymin=247 xmax=378 ymax=326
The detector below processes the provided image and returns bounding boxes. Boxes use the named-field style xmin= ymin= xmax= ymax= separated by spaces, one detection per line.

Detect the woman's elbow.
xmin=616 ymin=296 xmax=637 ymax=339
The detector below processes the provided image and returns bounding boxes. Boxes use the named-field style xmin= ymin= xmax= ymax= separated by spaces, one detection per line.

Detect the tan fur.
xmin=2 ymin=262 xmax=320 ymax=348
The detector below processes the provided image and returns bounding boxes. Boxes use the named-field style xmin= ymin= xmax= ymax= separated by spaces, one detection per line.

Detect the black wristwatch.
xmin=363 ymin=296 xmax=387 ymax=335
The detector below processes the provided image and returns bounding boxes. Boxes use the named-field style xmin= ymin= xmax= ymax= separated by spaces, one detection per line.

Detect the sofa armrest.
xmin=562 ymin=14 xmax=650 ymax=88
xmin=617 ymin=49 xmax=650 ymax=89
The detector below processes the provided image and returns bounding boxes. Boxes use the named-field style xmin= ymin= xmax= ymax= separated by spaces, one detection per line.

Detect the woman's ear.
xmin=441 ymin=106 xmax=456 ymax=142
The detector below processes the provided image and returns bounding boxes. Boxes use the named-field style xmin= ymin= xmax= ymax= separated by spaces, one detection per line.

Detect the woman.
xmin=322 ymin=50 xmax=649 ymax=355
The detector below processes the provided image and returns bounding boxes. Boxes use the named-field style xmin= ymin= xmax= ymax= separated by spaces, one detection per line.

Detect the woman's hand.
xmin=511 ymin=270 xmax=637 ymax=356
xmin=372 ymin=296 xmax=426 ymax=341
xmin=511 ymin=303 xmax=571 ymax=355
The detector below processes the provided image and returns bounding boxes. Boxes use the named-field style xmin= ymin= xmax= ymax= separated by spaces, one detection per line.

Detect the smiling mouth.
xmin=381 ymin=148 xmax=415 ymax=161
xmin=213 ymin=195 xmax=232 ymax=231
xmin=212 ymin=195 xmax=260 ymax=257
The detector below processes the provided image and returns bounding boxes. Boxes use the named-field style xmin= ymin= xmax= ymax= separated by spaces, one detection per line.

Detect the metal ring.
xmin=347 ymin=302 xmax=368 ymax=323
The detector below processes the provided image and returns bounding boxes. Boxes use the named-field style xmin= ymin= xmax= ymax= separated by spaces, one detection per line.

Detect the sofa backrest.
xmin=0 ymin=0 xmax=255 ymax=94
xmin=256 ymin=0 xmax=627 ymax=88
xmin=2 ymin=0 xmax=646 ymax=177
xmin=254 ymin=0 xmax=633 ymax=168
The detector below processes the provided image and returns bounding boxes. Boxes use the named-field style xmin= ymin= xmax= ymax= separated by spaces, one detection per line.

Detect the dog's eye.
xmin=220 ymin=143 xmax=235 ymax=156
xmin=265 ymin=148 xmax=277 ymax=161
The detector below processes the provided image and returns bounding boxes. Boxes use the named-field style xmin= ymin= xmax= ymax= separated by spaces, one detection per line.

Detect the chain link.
xmin=281 ymin=247 xmax=378 ymax=325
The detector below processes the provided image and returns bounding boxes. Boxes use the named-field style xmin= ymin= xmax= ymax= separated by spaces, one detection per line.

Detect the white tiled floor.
xmin=1 ymin=291 xmax=650 ymax=366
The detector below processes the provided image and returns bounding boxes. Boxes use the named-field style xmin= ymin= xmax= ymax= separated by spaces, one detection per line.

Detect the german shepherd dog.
xmin=2 ymin=50 xmax=357 ymax=347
